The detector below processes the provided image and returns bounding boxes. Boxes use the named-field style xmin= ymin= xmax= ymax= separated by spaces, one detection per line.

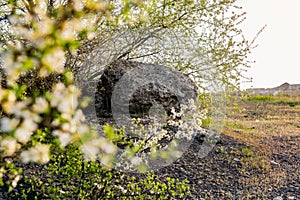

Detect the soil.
xmin=157 ymin=133 xmax=299 ymax=199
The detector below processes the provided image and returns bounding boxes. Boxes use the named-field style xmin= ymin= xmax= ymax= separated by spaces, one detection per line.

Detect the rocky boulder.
xmin=95 ymin=60 xmax=198 ymax=120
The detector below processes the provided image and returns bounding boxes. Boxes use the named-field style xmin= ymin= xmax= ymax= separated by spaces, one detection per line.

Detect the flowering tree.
xmin=0 ymin=0 xmax=119 ymax=190
xmin=0 ymin=0 xmax=255 ymax=195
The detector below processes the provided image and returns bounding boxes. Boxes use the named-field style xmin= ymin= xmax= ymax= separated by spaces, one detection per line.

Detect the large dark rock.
xmin=95 ymin=60 xmax=198 ymax=120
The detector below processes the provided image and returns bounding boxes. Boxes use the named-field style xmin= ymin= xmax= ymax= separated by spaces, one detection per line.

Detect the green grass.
xmin=244 ymin=94 xmax=300 ymax=107
xmin=224 ymin=121 xmax=253 ymax=131
xmin=201 ymin=117 xmax=211 ymax=129
xmin=272 ymin=100 xmax=300 ymax=107
xmin=244 ymin=95 xmax=275 ymax=102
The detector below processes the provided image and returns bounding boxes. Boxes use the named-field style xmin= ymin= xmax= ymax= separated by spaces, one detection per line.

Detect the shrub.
xmin=13 ymin=144 xmax=190 ymax=199
xmin=0 ymin=0 xmax=253 ymax=193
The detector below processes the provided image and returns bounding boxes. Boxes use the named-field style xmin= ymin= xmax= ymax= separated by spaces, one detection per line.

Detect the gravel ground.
xmin=1 ymin=102 xmax=299 ymax=200
xmin=156 ymin=134 xmax=299 ymax=199
xmin=0 ymin=133 xmax=299 ymax=199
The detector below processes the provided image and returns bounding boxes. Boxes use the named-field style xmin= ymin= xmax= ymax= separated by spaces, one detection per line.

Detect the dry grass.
xmin=216 ymin=94 xmax=300 ymax=199
xmin=223 ymin=95 xmax=300 ymax=156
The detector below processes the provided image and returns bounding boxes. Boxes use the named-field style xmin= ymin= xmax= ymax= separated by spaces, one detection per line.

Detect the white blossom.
xmin=80 ymin=139 xmax=102 ymax=161
xmin=0 ymin=117 xmax=20 ymax=132
xmin=19 ymin=110 xmax=42 ymax=123
xmin=12 ymin=175 xmax=21 ymax=188
xmin=14 ymin=128 xmax=33 ymax=144
xmin=1 ymin=90 xmax=17 ymax=114
xmin=50 ymin=83 xmax=80 ymax=115
xmin=0 ymin=137 xmax=19 ymax=156
xmin=33 ymin=97 xmax=49 ymax=113
xmin=42 ymin=47 xmax=65 ymax=74
xmin=131 ymin=156 xmax=142 ymax=166
xmin=21 ymin=119 xmax=38 ymax=132
xmin=73 ymin=109 xmax=85 ymax=122
xmin=20 ymin=143 xmax=50 ymax=164
xmin=52 ymin=130 xmax=72 ymax=148
xmin=72 ymin=0 xmax=85 ymax=11
xmin=77 ymin=124 xmax=90 ymax=135
xmin=99 ymin=138 xmax=116 ymax=154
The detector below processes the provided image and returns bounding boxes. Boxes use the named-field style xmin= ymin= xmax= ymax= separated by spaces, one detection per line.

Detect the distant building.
xmin=246 ymin=82 xmax=300 ymax=96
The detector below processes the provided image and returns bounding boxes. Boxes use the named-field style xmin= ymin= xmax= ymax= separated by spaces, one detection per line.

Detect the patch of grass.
xmin=244 ymin=95 xmax=274 ymax=102
xmin=201 ymin=117 xmax=211 ymax=129
xmin=224 ymin=121 xmax=253 ymax=131
xmin=240 ymin=155 xmax=270 ymax=172
xmin=273 ymin=100 xmax=300 ymax=107
xmin=244 ymin=94 xmax=300 ymax=107
xmin=241 ymin=147 xmax=254 ymax=157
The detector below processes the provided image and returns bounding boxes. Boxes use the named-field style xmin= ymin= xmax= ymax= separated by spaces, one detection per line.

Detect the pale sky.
xmin=237 ymin=0 xmax=300 ymax=89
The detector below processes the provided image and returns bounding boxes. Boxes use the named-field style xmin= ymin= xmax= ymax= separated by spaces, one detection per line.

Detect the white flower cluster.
xmin=114 ymin=99 xmax=207 ymax=171
xmin=140 ymin=126 xmax=169 ymax=152
xmin=170 ymin=99 xmax=207 ymax=140
xmin=3 ymin=0 xmax=106 ymax=81
xmin=0 ymin=137 xmax=20 ymax=157
xmin=50 ymin=83 xmax=86 ymax=147
xmin=20 ymin=143 xmax=50 ymax=163
xmin=0 ymin=88 xmax=47 ymax=157
xmin=49 ymin=83 xmax=116 ymax=161
xmin=0 ymin=82 xmax=117 ymax=164
xmin=0 ymin=0 xmax=115 ymax=189
xmin=0 ymin=90 xmax=42 ymax=160
xmin=80 ymin=137 xmax=116 ymax=164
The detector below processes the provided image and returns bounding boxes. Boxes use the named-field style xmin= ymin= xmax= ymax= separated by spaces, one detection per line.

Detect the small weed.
xmin=201 ymin=117 xmax=211 ymax=129
xmin=241 ymin=147 xmax=254 ymax=157
xmin=219 ymin=146 xmax=228 ymax=154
